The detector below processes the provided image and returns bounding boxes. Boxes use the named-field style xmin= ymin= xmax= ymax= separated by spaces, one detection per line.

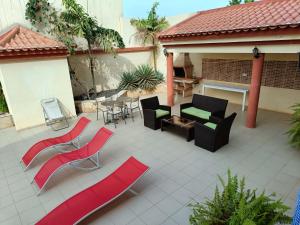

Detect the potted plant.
xmin=118 ymin=64 xmax=164 ymax=97
xmin=189 ymin=170 xmax=291 ymax=225
xmin=287 ymin=104 xmax=300 ymax=149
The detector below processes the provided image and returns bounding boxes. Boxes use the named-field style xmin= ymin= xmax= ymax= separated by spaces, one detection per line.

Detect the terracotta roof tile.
xmin=0 ymin=25 xmax=67 ymax=59
xmin=159 ymin=0 xmax=300 ymax=40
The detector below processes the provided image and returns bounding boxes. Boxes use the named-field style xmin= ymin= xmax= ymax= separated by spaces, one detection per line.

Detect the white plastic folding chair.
xmin=41 ymin=98 xmax=69 ymax=131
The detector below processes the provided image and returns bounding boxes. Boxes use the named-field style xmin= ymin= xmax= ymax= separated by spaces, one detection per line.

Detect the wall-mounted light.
xmin=163 ymin=48 xmax=168 ymax=57
xmin=252 ymin=47 xmax=260 ymax=59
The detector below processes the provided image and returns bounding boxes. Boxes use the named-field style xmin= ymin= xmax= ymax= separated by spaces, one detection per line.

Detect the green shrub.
xmin=189 ymin=170 xmax=291 ymax=225
xmin=0 ymin=83 xmax=8 ymax=113
xmin=287 ymin=104 xmax=300 ymax=149
xmin=118 ymin=64 xmax=164 ymax=92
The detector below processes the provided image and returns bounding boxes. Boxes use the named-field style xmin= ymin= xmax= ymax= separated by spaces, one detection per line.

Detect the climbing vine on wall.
xmin=25 ymin=0 xmax=125 ymax=99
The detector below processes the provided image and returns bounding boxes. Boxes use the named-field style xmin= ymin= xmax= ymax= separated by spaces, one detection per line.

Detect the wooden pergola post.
xmin=246 ymin=53 xmax=265 ymax=128
xmin=166 ymin=52 xmax=174 ymax=106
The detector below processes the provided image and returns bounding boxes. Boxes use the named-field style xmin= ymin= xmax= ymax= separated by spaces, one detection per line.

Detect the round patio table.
xmin=101 ymin=97 xmax=134 ymax=125
xmin=101 ymin=96 xmax=133 ymax=107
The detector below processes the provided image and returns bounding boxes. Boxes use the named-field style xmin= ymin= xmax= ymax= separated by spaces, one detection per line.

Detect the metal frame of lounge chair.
xmin=31 ymin=127 xmax=113 ymax=195
xmin=41 ymin=98 xmax=69 ymax=131
xmin=20 ymin=117 xmax=91 ymax=171
xmin=35 ymin=157 xmax=149 ymax=225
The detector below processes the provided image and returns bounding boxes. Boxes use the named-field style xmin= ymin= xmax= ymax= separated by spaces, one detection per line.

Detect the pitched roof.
xmin=159 ymin=0 xmax=300 ymax=40
xmin=0 ymin=25 xmax=68 ymax=59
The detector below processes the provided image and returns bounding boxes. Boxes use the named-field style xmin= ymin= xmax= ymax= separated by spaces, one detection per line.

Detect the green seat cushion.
xmin=155 ymin=109 xmax=170 ymax=118
xmin=204 ymin=122 xmax=217 ymax=130
xmin=181 ymin=107 xmax=211 ymax=120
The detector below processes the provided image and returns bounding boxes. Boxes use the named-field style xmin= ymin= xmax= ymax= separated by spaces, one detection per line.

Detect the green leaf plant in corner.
xmin=287 ymin=103 xmax=300 ymax=149
xmin=0 ymin=82 xmax=8 ymax=113
xmin=189 ymin=170 xmax=291 ymax=225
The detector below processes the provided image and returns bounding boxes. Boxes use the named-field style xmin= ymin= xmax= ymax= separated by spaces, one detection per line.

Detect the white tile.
xmin=172 ymin=206 xmax=192 ymax=225
xmin=0 ymin=205 xmax=18 ymax=222
xmin=140 ymin=206 xmax=168 ymax=225
xmin=171 ymin=187 xmax=195 ymax=205
xmin=0 ymin=102 xmax=299 ymax=224
xmin=155 ymin=178 xmax=181 ymax=194
xmin=19 ymin=205 xmax=45 ymax=225
xmin=126 ymin=196 xmax=153 ymax=215
xmin=161 ymin=218 xmax=179 ymax=225
xmin=0 ymin=194 xmax=14 ymax=209
xmin=183 ymin=178 xmax=209 ymax=195
xmin=143 ymin=186 xmax=168 ymax=204
xmin=0 ymin=216 xmax=22 ymax=225
xmin=108 ymin=206 xmax=136 ymax=225
xmin=156 ymin=196 xmax=183 ymax=216
xmin=12 ymin=186 xmax=35 ymax=202
xmin=127 ymin=217 xmax=146 ymax=225
xmin=15 ymin=195 xmax=41 ymax=213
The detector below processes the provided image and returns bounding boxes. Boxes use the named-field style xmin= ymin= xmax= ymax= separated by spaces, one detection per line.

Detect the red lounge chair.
xmin=21 ymin=117 xmax=91 ymax=170
xmin=35 ymin=157 xmax=149 ymax=225
xmin=33 ymin=127 xmax=113 ymax=195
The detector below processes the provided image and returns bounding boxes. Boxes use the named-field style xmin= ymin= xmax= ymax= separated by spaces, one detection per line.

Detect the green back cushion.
xmin=204 ymin=122 xmax=217 ymax=130
xmin=181 ymin=107 xmax=211 ymax=120
xmin=155 ymin=109 xmax=170 ymax=118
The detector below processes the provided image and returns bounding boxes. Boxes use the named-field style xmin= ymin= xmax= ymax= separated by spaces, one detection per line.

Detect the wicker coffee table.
xmin=161 ymin=115 xmax=195 ymax=142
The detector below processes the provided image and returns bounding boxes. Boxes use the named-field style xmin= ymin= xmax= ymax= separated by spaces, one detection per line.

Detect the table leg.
xmin=242 ymin=91 xmax=247 ymax=111
xmin=202 ymin=85 xmax=205 ymax=95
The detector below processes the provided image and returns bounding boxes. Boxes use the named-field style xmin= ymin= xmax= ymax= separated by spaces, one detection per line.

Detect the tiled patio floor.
xmin=0 ymin=97 xmax=299 ymax=225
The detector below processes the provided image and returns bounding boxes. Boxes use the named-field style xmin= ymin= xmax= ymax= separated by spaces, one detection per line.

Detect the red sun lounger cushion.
xmin=33 ymin=127 xmax=113 ymax=191
xmin=21 ymin=117 xmax=91 ymax=169
xmin=35 ymin=156 xmax=149 ymax=225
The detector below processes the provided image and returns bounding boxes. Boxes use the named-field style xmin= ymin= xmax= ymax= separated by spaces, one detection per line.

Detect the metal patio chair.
xmin=125 ymin=97 xmax=143 ymax=121
xmin=96 ymin=97 xmax=108 ymax=123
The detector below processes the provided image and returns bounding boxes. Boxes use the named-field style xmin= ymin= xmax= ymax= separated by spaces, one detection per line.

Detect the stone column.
xmin=246 ymin=53 xmax=265 ymax=128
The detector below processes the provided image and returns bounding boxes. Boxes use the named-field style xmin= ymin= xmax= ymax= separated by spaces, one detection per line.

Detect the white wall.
xmin=0 ymin=58 xmax=76 ymax=130
xmin=189 ymin=53 xmax=300 ymax=114
xmin=69 ymin=51 xmax=153 ymax=96
xmin=0 ymin=0 xmax=122 ymax=32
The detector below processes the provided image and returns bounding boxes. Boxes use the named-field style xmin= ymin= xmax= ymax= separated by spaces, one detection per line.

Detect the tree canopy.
xmin=229 ymin=0 xmax=254 ymax=5
xmin=130 ymin=2 xmax=169 ymax=70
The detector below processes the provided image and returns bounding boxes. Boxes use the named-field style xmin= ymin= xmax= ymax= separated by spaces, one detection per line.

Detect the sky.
xmin=123 ymin=0 xmax=229 ymax=18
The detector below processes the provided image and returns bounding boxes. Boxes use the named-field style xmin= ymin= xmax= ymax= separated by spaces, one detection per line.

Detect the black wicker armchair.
xmin=140 ymin=96 xmax=171 ymax=130
xmin=180 ymin=94 xmax=228 ymax=123
xmin=194 ymin=112 xmax=237 ymax=152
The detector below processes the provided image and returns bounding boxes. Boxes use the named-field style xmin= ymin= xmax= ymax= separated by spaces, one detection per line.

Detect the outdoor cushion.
xmin=156 ymin=109 xmax=170 ymax=118
xmin=182 ymin=107 xmax=211 ymax=120
xmin=204 ymin=122 xmax=217 ymax=130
